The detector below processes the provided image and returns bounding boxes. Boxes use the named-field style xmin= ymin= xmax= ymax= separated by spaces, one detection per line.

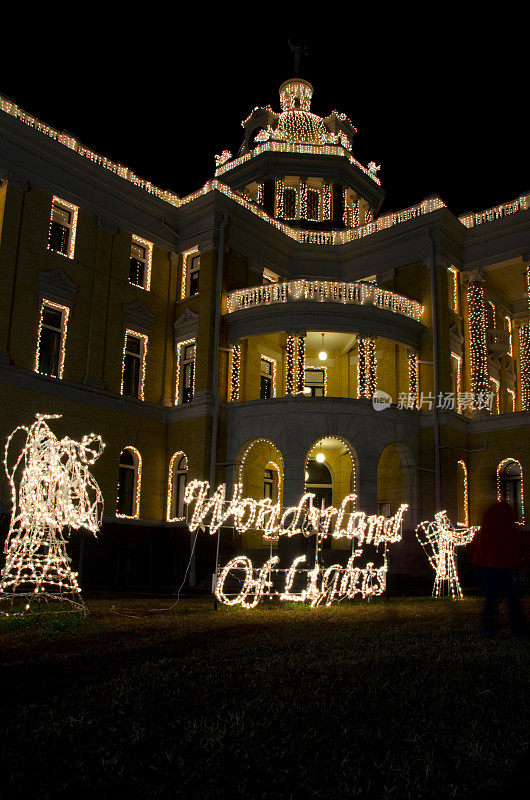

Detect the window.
xmin=264 ymin=468 xmax=275 ymax=500
xmin=498 ymin=459 xmax=524 ymax=523
xmin=507 ymin=387 xmax=516 ymax=413
xmin=176 ymin=340 xmax=196 ymax=404
xmin=180 ymin=247 xmax=200 ymax=299
xmin=304 ymin=368 xmax=326 ymax=397
xmin=306 ymin=188 xmax=320 ymax=220
xmin=260 ymin=357 xmax=276 ymax=399
xmin=121 ymin=330 xmax=148 ymax=400
xmin=35 ymin=300 xmax=69 ymax=379
xmin=189 ymin=255 xmax=200 ymax=296
xmin=117 ymin=447 xmax=141 ymax=518
xmin=168 ymin=452 xmax=188 ymax=521
xmin=283 ymin=187 xmax=297 ymax=219
xmin=304 ymin=459 xmax=333 ymax=550
xmin=47 ymin=197 xmax=78 ymax=259
xmin=129 ymin=235 xmax=152 ymax=290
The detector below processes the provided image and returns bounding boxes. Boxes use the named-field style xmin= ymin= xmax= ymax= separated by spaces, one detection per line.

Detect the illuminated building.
xmin=0 ymin=76 xmax=528 ymax=591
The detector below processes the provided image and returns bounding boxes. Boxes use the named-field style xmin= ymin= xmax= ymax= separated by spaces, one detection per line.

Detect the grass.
xmin=0 ymin=596 xmax=528 ymax=799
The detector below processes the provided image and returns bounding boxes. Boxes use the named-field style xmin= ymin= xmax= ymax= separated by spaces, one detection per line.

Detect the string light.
xmin=490 ymin=377 xmax=500 ymax=414
xmin=456 ymin=460 xmax=469 ymax=525
xmin=451 ymin=352 xmax=462 ymax=412
xmin=407 ymin=351 xmax=419 ymax=408
xmin=35 ymin=300 xmax=70 ymax=380
xmin=357 ymin=338 xmax=377 ymax=398
xmin=236 ymin=439 xmax=284 ymax=504
xmin=447 ymin=266 xmax=459 ymax=313
xmin=1 ymin=414 xmax=104 ymax=612
xmin=416 ymin=511 xmax=478 ymax=599
xmin=296 ymin=335 xmax=305 ymax=393
xmin=226 ymin=279 xmax=423 ymax=322
xmin=504 ymin=315 xmax=513 ymax=356
xmin=496 ymin=458 xmax=525 ymax=524
xmin=466 ymin=281 xmax=490 ymax=410
xmin=286 ymin=334 xmax=295 ymax=395
xmin=230 ymin=343 xmax=241 ymax=401
xmin=518 ymin=324 xmax=530 ymax=411
xmin=115 ymin=446 xmax=142 ymax=519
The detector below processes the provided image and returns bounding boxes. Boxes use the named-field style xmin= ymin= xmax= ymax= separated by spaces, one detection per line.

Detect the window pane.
xmin=184 ymin=344 xmax=195 ymax=361
xmin=38 ymin=327 xmax=60 ymax=377
xmin=118 ymin=466 xmax=135 ymax=516
xmin=183 ymin=362 xmax=194 ymax=403
xmin=129 ymin=258 xmax=145 ymax=287
xmin=126 ymin=335 xmax=141 ymax=355
xmin=49 ymin=220 xmax=69 ymax=254
xmin=261 ymin=358 xmax=272 ymax=375
xmin=189 ymin=270 xmax=199 ymax=296
xmin=42 ymin=307 xmax=62 ymax=329
xmin=260 ymin=375 xmax=272 ymax=399
xmin=123 ymin=353 xmax=140 ymax=397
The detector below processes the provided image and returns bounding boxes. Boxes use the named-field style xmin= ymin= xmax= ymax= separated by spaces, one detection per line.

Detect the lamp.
xmin=318 ymin=333 xmax=327 ymax=361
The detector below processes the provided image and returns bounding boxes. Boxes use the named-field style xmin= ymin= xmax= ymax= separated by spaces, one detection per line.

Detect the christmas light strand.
xmin=496 ymin=458 xmax=525 ymax=524
xmin=230 ymin=343 xmax=241 ymax=401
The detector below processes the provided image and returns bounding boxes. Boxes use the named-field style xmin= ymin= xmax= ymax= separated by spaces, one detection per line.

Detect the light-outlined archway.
xmin=377 ymin=442 xmax=416 ymax=526
xmin=236 ymin=438 xmax=284 ymax=506
xmin=497 ymin=458 xmax=525 ymax=523
xmin=304 ymin=435 xmax=359 ymax=510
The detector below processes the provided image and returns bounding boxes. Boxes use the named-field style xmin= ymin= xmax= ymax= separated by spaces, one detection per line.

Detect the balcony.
xmin=226 ymin=279 xmax=423 ymax=322
xmin=224 ymin=280 xmax=424 ymax=350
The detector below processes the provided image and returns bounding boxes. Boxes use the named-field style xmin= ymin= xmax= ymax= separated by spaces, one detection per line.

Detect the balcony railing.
xmin=226 ymin=279 xmax=423 ymax=322
xmin=487 ymin=328 xmax=511 ymax=354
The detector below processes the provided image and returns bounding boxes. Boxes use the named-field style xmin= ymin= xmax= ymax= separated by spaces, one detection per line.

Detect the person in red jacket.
xmin=473 ymin=500 xmax=527 ymax=640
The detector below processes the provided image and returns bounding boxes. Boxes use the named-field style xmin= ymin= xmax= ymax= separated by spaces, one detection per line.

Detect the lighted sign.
xmin=183 ymin=480 xmax=408 ymax=607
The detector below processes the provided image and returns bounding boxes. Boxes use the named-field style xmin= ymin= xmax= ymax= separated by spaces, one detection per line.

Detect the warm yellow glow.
xmin=316 ymin=452 xmax=325 ymax=463
xmin=116 ymin=446 xmax=142 ymax=520
xmin=318 ymin=350 xmax=327 ymax=361
xmin=35 ymin=300 xmax=70 ymax=380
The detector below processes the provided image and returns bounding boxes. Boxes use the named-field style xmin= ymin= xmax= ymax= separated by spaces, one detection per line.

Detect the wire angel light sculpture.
xmin=1 ymin=414 xmax=104 ymax=612
xmin=415 ymin=511 xmax=478 ymax=598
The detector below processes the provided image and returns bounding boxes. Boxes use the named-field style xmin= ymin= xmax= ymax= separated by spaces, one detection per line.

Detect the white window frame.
xmin=304 ymin=366 xmax=327 ymax=396
xmin=116 ymin=446 xmax=142 ymax=519
xmin=35 ymin=299 xmax=70 ymax=379
xmin=47 ymin=196 xmax=78 ymax=259
xmin=180 ymin=247 xmax=200 ymax=299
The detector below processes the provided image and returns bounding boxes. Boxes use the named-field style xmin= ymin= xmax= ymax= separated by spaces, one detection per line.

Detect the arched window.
xmin=117 ymin=447 xmax=141 ymax=518
xmin=305 ymin=460 xmax=333 ymax=552
xmin=497 ymin=459 xmax=524 ymax=523
xmin=263 ymin=463 xmax=280 ymax=502
xmin=457 ymin=460 xmax=469 ymax=525
xmin=167 ymin=452 xmax=188 ymax=521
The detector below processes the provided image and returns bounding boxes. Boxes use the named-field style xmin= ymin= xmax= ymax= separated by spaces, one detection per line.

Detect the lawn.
xmin=1 ymin=596 xmax=528 ymax=799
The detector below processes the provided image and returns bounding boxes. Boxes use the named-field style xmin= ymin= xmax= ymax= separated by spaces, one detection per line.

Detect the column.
xmin=463 ymin=270 xmax=490 ymax=411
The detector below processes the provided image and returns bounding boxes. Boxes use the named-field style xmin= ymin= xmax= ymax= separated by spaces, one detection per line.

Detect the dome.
xmin=273 ymin=109 xmax=336 ymax=145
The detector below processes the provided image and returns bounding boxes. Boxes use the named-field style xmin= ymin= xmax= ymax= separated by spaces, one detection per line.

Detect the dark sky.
xmin=2 ymin=13 xmax=527 ymax=217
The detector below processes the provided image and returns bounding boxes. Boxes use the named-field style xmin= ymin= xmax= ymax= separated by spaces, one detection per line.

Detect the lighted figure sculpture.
xmin=1 ymin=414 xmax=104 ymax=612
xmin=415 ymin=511 xmax=478 ymax=598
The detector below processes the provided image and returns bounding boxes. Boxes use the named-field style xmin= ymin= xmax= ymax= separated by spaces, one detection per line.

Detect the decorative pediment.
xmin=174 ymin=308 xmax=199 ymax=346
xmin=122 ymin=301 xmax=156 ymax=335
xmin=39 ymin=268 xmax=78 ymax=307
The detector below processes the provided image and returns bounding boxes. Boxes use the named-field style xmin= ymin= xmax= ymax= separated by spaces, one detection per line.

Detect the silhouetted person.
xmin=473 ymin=500 xmax=527 ymax=640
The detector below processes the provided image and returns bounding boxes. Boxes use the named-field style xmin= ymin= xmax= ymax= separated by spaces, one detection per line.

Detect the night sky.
xmin=2 ymin=14 xmax=526 ymax=217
